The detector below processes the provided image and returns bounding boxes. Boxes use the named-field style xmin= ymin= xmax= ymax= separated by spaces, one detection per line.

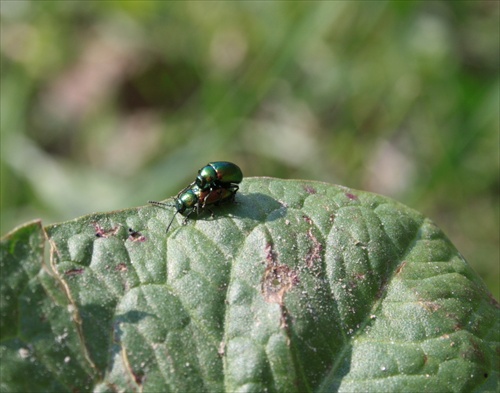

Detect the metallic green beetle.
xmin=149 ymin=184 xmax=237 ymax=233
xmin=193 ymin=161 xmax=243 ymax=192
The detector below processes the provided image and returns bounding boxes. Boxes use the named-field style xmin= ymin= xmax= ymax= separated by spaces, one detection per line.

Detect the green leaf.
xmin=1 ymin=178 xmax=498 ymax=392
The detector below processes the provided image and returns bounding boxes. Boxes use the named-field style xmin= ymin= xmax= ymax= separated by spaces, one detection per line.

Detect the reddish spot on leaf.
xmin=305 ymin=228 xmax=322 ymax=269
xmin=115 ymin=263 xmax=128 ymax=272
xmin=65 ymin=268 xmax=84 ymax=276
xmin=345 ymin=192 xmax=358 ymax=200
xmin=128 ymin=228 xmax=147 ymax=242
xmin=420 ymin=301 xmax=441 ymax=312
xmin=395 ymin=261 xmax=407 ymax=275
xmin=265 ymin=243 xmax=273 ymax=263
xmin=461 ymin=338 xmax=486 ymax=364
xmin=131 ymin=370 xmax=145 ymax=385
xmin=303 ymin=185 xmax=317 ymax=194
xmin=262 ymin=264 xmax=299 ymax=306
xmin=261 ymin=243 xmax=299 ymax=307
xmin=93 ymin=222 xmax=120 ymax=238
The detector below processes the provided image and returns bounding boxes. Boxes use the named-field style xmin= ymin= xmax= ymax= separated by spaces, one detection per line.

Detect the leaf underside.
xmin=1 ymin=178 xmax=498 ymax=392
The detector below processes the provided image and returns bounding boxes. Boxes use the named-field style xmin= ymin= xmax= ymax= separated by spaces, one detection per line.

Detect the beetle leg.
xmin=201 ymin=191 xmax=210 ymax=209
xmin=182 ymin=209 xmax=195 ymax=225
xmin=226 ymin=185 xmax=238 ymax=203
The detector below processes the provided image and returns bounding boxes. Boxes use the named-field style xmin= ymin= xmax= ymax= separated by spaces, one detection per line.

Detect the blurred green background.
xmin=1 ymin=1 xmax=498 ymax=300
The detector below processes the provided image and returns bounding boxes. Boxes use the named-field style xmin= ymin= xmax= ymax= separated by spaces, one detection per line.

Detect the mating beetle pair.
xmin=149 ymin=161 xmax=243 ymax=233
xmin=190 ymin=161 xmax=243 ymax=192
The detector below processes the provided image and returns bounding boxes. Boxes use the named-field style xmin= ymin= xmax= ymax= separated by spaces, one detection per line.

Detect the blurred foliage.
xmin=1 ymin=1 xmax=498 ymax=300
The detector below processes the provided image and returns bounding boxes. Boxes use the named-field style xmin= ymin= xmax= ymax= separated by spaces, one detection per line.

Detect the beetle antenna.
xmin=177 ymin=182 xmax=195 ymax=196
xmin=165 ymin=211 xmax=179 ymax=233
xmin=148 ymin=200 xmax=180 ymax=233
xmin=148 ymin=200 xmax=175 ymax=208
